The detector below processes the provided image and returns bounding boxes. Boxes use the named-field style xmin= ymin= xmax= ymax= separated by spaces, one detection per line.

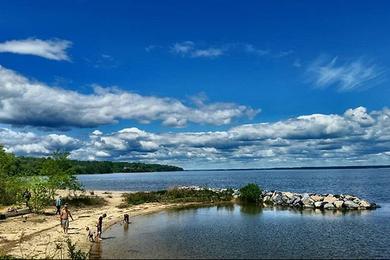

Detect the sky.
xmin=0 ymin=0 xmax=389 ymax=169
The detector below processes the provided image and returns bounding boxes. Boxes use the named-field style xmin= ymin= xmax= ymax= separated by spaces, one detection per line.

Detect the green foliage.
xmin=28 ymin=177 xmax=52 ymax=212
xmin=0 ymin=147 xmax=82 ymax=208
xmin=18 ymin=157 xmax=183 ymax=175
xmin=123 ymin=188 xmax=234 ymax=205
xmin=66 ymin=238 xmax=88 ymax=260
xmin=63 ymin=195 xmax=106 ymax=207
xmin=239 ymin=183 xmax=262 ymax=203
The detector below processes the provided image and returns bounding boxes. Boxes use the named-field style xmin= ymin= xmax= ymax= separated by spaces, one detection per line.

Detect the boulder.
xmin=344 ymin=200 xmax=359 ymax=209
xmin=323 ymin=203 xmax=336 ymax=210
xmin=359 ymin=200 xmax=371 ymax=208
xmin=334 ymin=200 xmax=344 ymax=209
xmin=302 ymin=197 xmax=314 ymax=208
xmin=283 ymin=192 xmax=294 ymax=199
xmin=323 ymin=195 xmax=337 ymax=204
xmin=314 ymin=201 xmax=324 ymax=208
xmin=263 ymin=196 xmax=273 ymax=204
xmin=310 ymin=195 xmax=323 ymax=202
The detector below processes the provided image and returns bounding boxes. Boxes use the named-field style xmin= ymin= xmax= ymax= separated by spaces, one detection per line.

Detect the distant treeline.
xmin=14 ymin=157 xmax=183 ymax=175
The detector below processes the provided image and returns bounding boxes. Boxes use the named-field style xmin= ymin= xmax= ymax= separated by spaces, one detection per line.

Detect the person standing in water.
xmin=60 ymin=203 xmax=73 ymax=234
xmin=96 ymin=213 xmax=107 ymax=240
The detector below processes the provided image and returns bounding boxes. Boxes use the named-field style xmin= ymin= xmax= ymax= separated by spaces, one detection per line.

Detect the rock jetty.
xmin=260 ymin=191 xmax=379 ymax=210
xmin=175 ymin=186 xmax=378 ymax=210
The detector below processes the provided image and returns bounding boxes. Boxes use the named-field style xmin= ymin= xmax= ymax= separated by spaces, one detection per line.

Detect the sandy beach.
xmin=0 ymin=190 xmax=194 ymax=259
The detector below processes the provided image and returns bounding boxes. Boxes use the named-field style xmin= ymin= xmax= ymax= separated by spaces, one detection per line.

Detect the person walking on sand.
xmin=96 ymin=213 xmax=107 ymax=240
xmin=60 ymin=203 xmax=73 ymax=234
xmin=22 ymin=189 xmax=31 ymax=208
xmin=55 ymin=196 xmax=62 ymax=215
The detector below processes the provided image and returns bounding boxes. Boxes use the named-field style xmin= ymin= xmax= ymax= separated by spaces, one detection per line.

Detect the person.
xmin=22 ymin=190 xmax=31 ymax=208
xmin=123 ymin=213 xmax=130 ymax=224
xmin=96 ymin=213 xmax=107 ymax=240
xmin=55 ymin=196 xmax=62 ymax=215
xmin=86 ymin=227 xmax=95 ymax=242
xmin=60 ymin=203 xmax=73 ymax=234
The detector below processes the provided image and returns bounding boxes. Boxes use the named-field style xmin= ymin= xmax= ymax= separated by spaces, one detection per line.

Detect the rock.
xmin=283 ymin=192 xmax=294 ymax=199
xmin=323 ymin=195 xmax=337 ymax=204
xmin=263 ymin=196 xmax=272 ymax=204
xmin=302 ymin=197 xmax=314 ymax=208
xmin=344 ymin=200 xmax=359 ymax=209
xmin=310 ymin=195 xmax=323 ymax=202
xmin=359 ymin=200 xmax=371 ymax=208
xmin=314 ymin=201 xmax=324 ymax=208
xmin=334 ymin=200 xmax=344 ymax=209
xmin=323 ymin=203 xmax=336 ymax=210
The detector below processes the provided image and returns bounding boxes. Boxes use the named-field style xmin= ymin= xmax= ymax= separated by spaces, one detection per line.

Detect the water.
xmin=94 ymin=204 xmax=390 ymax=259
xmin=78 ymin=168 xmax=390 ymax=203
xmin=80 ymin=169 xmax=390 ymax=259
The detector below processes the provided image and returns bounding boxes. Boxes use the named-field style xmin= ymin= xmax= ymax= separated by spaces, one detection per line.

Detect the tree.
xmin=239 ymin=183 xmax=262 ymax=203
xmin=40 ymin=151 xmax=82 ymax=199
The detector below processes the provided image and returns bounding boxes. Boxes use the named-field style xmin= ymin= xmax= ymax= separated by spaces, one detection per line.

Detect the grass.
xmin=122 ymin=188 xmax=234 ymax=206
xmin=63 ymin=195 xmax=107 ymax=207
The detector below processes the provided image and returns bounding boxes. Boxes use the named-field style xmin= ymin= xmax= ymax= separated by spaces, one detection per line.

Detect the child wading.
xmin=96 ymin=213 xmax=107 ymax=240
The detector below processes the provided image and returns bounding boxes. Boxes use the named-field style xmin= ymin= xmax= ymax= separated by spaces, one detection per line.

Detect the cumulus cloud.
xmin=307 ymin=56 xmax=384 ymax=91
xmin=0 ymin=65 xmax=258 ymax=128
xmin=0 ymin=128 xmax=80 ymax=156
xmin=2 ymin=106 xmax=390 ymax=168
xmin=72 ymin=107 xmax=390 ymax=167
xmin=0 ymin=38 xmax=71 ymax=61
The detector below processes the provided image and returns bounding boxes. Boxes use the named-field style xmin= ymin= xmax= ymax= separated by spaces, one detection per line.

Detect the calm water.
xmin=81 ymin=169 xmax=390 ymax=259
xmin=78 ymin=168 xmax=390 ymax=203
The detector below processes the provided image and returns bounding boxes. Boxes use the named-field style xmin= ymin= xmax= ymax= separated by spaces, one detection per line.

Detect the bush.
xmin=63 ymin=195 xmax=106 ymax=207
xmin=239 ymin=183 xmax=262 ymax=203
xmin=123 ymin=188 xmax=234 ymax=205
xmin=123 ymin=190 xmax=166 ymax=205
xmin=66 ymin=238 xmax=88 ymax=260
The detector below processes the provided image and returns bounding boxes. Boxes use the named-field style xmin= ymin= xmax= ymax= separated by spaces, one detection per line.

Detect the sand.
xmin=0 ymin=190 xmax=194 ymax=259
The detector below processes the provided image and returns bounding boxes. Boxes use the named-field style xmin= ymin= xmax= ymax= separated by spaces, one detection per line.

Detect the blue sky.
xmin=0 ymin=1 xmax=389 ymax=169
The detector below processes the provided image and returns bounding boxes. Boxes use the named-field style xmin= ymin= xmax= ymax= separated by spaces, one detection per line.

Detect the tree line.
xmin=0 ymin=146 xmax=182 ymax=208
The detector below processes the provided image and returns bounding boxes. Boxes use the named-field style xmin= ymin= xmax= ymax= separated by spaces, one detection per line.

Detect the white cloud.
xmin=0 ymin=65 xmax=258 ymax=128
xmin=307 ymin=56 xmax=384 ymax=91
xmin=2 ymin=106 xmax=390 ymax=168
xmin=171 ymin=41 xmax=224 ymax=58
xmin=0 ymin=128 xmax=80 ymax=156
xmin=0 ymin=38 xmax=72 ymax=61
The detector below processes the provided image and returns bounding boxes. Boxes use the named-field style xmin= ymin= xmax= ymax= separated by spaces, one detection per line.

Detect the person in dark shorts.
xmin=55 ymin=196 xmax=62 ymax=215
xmin=96 ymin=213 xmax=107 ymax=240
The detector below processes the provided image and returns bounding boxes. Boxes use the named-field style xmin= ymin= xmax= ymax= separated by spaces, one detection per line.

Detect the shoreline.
xmin=0 ymin=187 xmax=380 ymax=259
xmin=0 ymin=190 xmax=209 ymax=259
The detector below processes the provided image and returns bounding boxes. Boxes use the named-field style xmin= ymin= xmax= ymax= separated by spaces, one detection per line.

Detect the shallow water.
xmin=81 ymin=168 xmax=390 ymax=259
xmin=93 ymin=203 xmax=390 ymax=259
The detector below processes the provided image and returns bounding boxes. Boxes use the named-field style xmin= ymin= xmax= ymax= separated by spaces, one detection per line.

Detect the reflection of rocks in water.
xmin=239 ymin=204 xmax=263 ymax=215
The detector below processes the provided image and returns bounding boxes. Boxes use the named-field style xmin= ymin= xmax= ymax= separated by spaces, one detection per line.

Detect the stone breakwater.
xmin=260 ymin=191 xmax=379 ymax=210
xmin=175 ymin=186 xmax=379 ymax=210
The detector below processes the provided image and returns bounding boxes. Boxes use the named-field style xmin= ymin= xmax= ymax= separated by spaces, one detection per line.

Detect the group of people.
xmin=55 ymin=196 xmax=107 ymax=241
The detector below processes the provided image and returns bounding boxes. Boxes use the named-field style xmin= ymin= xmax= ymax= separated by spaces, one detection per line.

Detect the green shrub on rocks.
xmin=239 ymin=183 xmax=262 ymax=203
